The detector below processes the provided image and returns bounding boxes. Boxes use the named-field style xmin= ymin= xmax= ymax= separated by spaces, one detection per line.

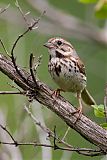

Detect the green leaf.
xmin=95 ymin=4 xmax=107 ymax=19
xmin=79 ymin=0 xmax=97 ymax=4
xmin=100 ymin=123 xmax=107 ymax=129
xmin=92 ymin=104 xmax=105 ymax=118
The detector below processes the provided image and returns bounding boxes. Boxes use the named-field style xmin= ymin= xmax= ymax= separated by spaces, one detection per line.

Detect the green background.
xmin=0 ymin=0 xmax=107 ymax=160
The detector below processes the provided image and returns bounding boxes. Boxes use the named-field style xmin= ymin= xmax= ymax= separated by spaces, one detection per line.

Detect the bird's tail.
xmin=81 ymin=88 xmax=96 ymax=105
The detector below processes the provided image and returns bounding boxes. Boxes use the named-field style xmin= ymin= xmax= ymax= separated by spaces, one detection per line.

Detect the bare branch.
xmin=0 ymin=54 xmax=107 ymax=155
xmin=0 ymin=141 xmax=103 ymax=156
xmin=0 ymin=140 xmax=102 ymax=156
xmin=0 ymin=123 xmax=103 ymax=156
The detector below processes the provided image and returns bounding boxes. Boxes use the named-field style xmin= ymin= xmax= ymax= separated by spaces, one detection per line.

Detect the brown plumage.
xmin=44 ymin=37 xmax=96 ymax=119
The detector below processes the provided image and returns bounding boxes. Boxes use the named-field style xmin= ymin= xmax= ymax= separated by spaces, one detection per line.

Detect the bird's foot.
xmin=51 ymin=88 xmax=64 ymax=98
xmin=71 ymin=107 xmax=82 ymax=124
xmin=62 ymin=127 xmax=70 ymax=141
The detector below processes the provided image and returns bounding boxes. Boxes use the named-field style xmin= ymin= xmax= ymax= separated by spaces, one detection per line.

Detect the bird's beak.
xmin=43 ymin=42 xmax=53 ymax=49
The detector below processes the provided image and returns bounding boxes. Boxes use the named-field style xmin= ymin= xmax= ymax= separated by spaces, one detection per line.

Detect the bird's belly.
xmin=53 ymin=73 xmax=86 ymax=93
xmin=48 ymin=59 xmax=87 ymax=93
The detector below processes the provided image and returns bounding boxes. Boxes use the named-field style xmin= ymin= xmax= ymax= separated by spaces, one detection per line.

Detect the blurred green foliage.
xmin=79 ymin=0 xmax=97 ymax=3
xmin=79 ymin=0 xmax=107 ymax=18
xmin=93 ymin=104 xmax=105 ymax=118
xmin=0 ymin=0 xmax=107 ymax=160
xmin=93 ymin=104 xmax=107 ymax=129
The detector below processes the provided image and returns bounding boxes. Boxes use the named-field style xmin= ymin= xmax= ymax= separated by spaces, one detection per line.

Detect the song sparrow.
xmin=44 ymin=37 xmax=95 ymax=118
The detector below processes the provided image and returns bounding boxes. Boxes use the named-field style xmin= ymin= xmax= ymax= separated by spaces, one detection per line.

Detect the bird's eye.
xmin=57 ymin=40 xmax=62 ymax=46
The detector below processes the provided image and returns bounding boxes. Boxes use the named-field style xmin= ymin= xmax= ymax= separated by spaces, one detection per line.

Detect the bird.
xmin=43 ymin=37 xmax=96 ymax=121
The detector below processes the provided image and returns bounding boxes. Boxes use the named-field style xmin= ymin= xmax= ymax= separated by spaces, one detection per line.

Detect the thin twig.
xmin=24 ymin=104 xmax=75 ymax=149
xmin=0 ymin=4 xmax=10 ymax=15
xmin=0 ymin=141 xmax=102 ymax=156
xmin=10 ymin=53 xmax=30 ymax=87
xmin=24 ymin=104 xmax=103 ymax=156
xmin=29 ymin=54 xmax=38 ymax=86
xmin=15 ymin=0 xmax=30 ymax=26
xmin=0 ymin=91 xmax=26 ymax=95
xmin=29 ymin=54 xmax=42 ymax=87
xmin=11 ymin=10 xmax=45 ymax=56
xmin=0 ymin=124 xmax=18 ymax=146
xmin=53 ymin=126 xmax=60 ymax=150
xmin=62 ymin=127 xmax=70 ymax=141
xmin=0 ymin=39 xmax=10 ymax=57
xmin=0 ymin=123 xmax=102 ymax=156
xmin=10 ymin=3 xmax=45 ymax=89
xmin=24 ymin=104 xmax=55 ymax=137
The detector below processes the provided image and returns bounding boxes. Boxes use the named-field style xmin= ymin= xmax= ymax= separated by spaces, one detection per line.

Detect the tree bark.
xmin=0 ymin=54 xmax=107 ymax=153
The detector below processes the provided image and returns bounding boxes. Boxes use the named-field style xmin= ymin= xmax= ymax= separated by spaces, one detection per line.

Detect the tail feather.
xmin=81 ymin=88 xmax=96 ymax=105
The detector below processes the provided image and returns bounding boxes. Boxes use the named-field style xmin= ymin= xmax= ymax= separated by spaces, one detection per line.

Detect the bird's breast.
xmin=48 ymin=57 xmax=87 ymax=93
